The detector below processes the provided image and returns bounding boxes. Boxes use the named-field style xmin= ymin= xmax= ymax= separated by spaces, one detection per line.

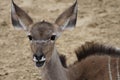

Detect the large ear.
xmin=55 ymin=0 xmax=78 ymax=31
xmin=11 ymin=0 xmax=33 ymax=31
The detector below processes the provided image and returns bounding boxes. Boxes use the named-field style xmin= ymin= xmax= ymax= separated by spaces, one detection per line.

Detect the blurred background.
xmin=1 ymin=0 xmax=120 ymax=80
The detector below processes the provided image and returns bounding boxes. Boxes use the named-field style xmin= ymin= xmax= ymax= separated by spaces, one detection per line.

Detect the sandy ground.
xmin=1 ymin=0 xmax=120 ymax=80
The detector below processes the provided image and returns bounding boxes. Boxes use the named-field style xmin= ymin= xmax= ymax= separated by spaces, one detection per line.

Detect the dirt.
xmin=0 ymin=0 xmax=120 ymax=80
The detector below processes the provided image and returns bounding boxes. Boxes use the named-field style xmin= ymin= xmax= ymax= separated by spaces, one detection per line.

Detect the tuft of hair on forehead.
xmin=30 ymin=21 xmax=55 ymax=40
xmin=32 ymin=21 xmax=54 ymax=28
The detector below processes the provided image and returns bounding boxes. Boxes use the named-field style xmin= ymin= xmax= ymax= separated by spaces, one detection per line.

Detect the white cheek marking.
xmin=33 ymin=57 xmax=38 ymax=62
xmin=40 ymin=56 xmax=46 ymax=62
xmin=33 ymin=56 xmax=46 ymax=62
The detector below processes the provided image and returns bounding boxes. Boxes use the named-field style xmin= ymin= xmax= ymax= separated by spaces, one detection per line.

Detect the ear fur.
xmin=55 ymin=0 xmax=78 ymax=31
xmin=11 ymin=0 xmax=33 ymax=30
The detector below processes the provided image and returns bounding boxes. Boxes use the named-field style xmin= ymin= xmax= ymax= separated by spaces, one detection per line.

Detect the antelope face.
xmin=30 ymin=22 xmax=56 ymax=67
xmin=11 ymin=0 xmax=78 ymax=67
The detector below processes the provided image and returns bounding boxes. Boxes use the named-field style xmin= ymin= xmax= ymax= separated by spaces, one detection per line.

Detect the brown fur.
xmin=69 ymin=56 xmax=120 ymax=80
xmin=66 ymin=42 xmax=120 ymax=80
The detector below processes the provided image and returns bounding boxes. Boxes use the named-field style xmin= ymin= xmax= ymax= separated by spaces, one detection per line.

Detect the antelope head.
xmin=11 ymin=0 xmax=78 ymax=67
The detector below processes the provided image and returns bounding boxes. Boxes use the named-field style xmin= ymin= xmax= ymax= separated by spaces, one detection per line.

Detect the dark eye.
xmin=28 ymin=35 xmax=33 ymax=40
xmin=50 ymin=35 xmax=56 ymax=40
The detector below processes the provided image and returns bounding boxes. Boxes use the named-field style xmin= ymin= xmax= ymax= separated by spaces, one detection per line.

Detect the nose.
xmin=33 ymin=54 xmax=46 ymax=67
xmin=33 ymin=54 xmax=45 ymax=61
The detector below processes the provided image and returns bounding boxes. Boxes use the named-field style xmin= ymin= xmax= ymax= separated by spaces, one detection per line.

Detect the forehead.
xmin=30 ymin=21 xmax=54 ymax=40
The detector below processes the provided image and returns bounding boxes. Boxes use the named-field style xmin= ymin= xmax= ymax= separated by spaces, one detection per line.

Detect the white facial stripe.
xmin=30 ymin=40 xmax=49 ymax=43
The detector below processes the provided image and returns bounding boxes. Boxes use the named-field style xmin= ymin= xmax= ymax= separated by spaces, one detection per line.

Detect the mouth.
xmin=33 ymin=55 xmax=46 ymax=67
xmin=35 ymin=60 xmax=45 ymax=67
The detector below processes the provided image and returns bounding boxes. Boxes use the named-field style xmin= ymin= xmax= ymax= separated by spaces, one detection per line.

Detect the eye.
xmin=27 ymin=35 xmax=33 ymax=40
xmin=50 ymin=35 xmax=56 ymax=40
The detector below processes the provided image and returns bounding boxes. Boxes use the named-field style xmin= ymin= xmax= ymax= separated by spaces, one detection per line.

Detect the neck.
xmin=42 ymin=47 xmax=68 ymax=80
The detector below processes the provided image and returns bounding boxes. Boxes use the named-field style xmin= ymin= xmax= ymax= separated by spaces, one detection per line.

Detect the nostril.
xmin=33 ymin=54 xmax=46 ymax=62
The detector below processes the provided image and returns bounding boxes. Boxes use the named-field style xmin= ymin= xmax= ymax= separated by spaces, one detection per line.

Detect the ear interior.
xmin=55 ymin=0 xmax=78 ymax=31
xmin=11 ymin=0 xmax=33 ymax=30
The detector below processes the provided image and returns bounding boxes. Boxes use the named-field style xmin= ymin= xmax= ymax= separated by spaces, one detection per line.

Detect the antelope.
xmin=11 ymin=0 xmax=120 ymax=80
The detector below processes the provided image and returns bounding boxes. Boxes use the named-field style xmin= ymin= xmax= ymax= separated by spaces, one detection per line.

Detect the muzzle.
xmin=33 ymin=54 xmax=46 ymax=67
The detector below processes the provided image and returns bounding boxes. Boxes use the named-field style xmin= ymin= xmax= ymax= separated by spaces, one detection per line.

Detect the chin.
xmin=35 ymin=61 xmax=45 ymax=67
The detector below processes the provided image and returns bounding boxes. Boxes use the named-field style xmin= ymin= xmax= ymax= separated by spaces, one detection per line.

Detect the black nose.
xmin=33 ymin=54 xmax=44 ymax=61
xmin=33 ymin=54 xmax=46 ymax=67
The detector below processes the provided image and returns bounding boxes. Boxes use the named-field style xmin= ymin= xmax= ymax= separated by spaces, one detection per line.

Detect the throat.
xmin=42 ymin=48 xmax=68 ymax=80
